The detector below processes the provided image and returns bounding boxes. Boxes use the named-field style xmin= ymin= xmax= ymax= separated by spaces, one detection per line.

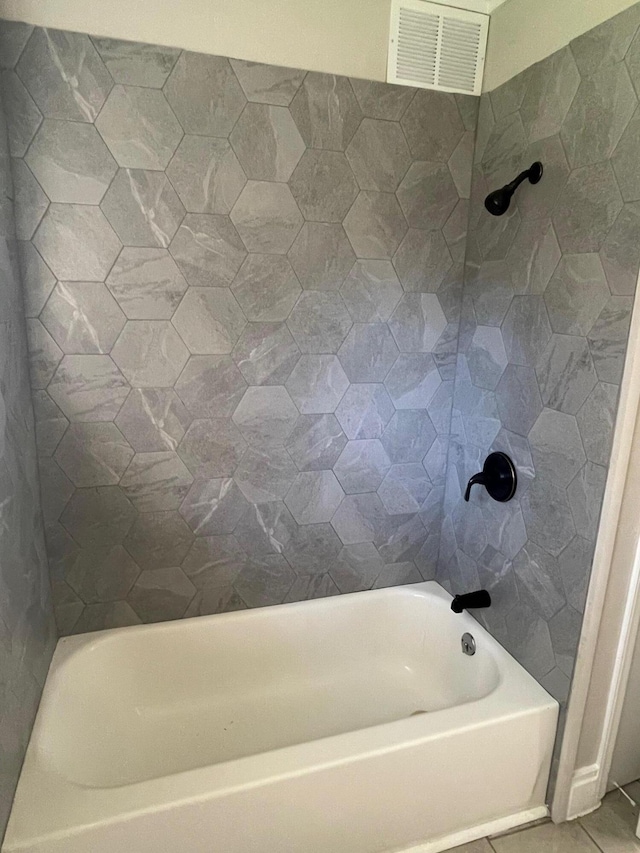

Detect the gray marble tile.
xmin=612 ymin=107 xmax=640 ymax=202
xmin=334 ymin=439 xmax=390 ymax=494
xmin=343 ymin=190 xmax=407 ymax=259
xmin=164 ymin=52 xmax=246 ymax=136
xmin=495 ymin=364 xmax=543 ymax=437
xmin=340 ymin=259 xmax=402 ymax=322
xmin=568 ymin=462 xmax=607 ymax=543
xmin=179 ymin=477 xmax=249 ymax=535
xmin=400 ymin=89 xmax=465 ymax=162
xmin=501 ymin=296 xmax=552 ymax=367
xmin=181 ymin=534 xmax=248 ymax=587
xmin=600 ymin=202 xmax=640 ymax=296
xmin=17 ymin=28 xmax=112 ymax=122
xmin=520 ymin=47 xmax=580 ymax=144
xmin=466 ymin=259 xmax=514 ymax=326
xmin=442 ymin=200 xmax=469 ymax=264
xmin=166 ymin=136 xmax=246 ymax=215
xmin=521 ymin=478 xmax=576 ymax=557
xmin=54 ymin=422 xmax=133 ymax=486
xmin=576 ymin=381 xmax=619 ymax=466
xmin=232 ymin=253 xmax=301 ymax=322
xmin=235 ymin=446 xmax=297 ymax=503
xmin=504 ymin=600 xmax=556 ymax=680
xmin=47 ymin=354 xmax=128 ymax=421
xmin=26 ymin=119 xmax=117 ymax=204
xmin=0 ymin=21 xmax=34 ymax=69
xmin=553 ymin=161 xmax=624 ymax=254
xmin=1 ymin=69 xmax=41 ymax=157
xmin=536 ymin=334 xmax=598 ymax=415
xmin=345 ymin=118 xmax=411 ymax=192
xmin=232 ymin=386 xmax=299 ymax=447
xmin=230 ymin=103 xmax=304 ymax=182
xmin=71 ymin=601 xmax=141 ymax=633
xmin=558 ymin=536 xmax=594 ymax=614
xmin=177 ymin=418 xmax=247 ymax=477
xmin=489 ymin=67 xmax=533 ymax=120
xmin=32 ymin=389 xmax=68 ymax=456
xmin=282 ymin=523 xmax=342 ymax=574
xmin=588 ymin=296 xmax=633 ymax=384
xmin=66 ymin=544 xmax=140 ymax=604
xmin=286 ymin=354 xmax=349 ymax=413
xmin=106 ymin=247 xmax=188 ymax=320
xmin=17 ymin=241 xmax=55 ymax=318
xmin=123 ymin=511 xmax=194 ymax=570
xmin=289 ymin=72 xmax=361 ymax=151
xmin=448 ymin=131 xmax=474 ymax=200
xmin=96 ymin=85 xmax=183 ymax=170
xmin=334 ymin=383 xmax=394 ymax=441
xmin=100 ymin=168 xmax=185 ymax=249
xmin=232 ymin=322 xmax=300 ymax=386
xmin=60 ymin=486 xmax=136 ymax=549
xmin=285 ymin=412 xmax=347 ymax=470
xmin=111 ymin=320 xmax=188 ymax=386
xmin=171 ymin=287 xmax=246 ymax=354
xmin=466 ymin=325 xmax=507 ymax=390
xmin=331 ymin=492 xmax=387 ymax=545
xmin=545 ymin=254 xmax=610 ymax=337
xmin=128 ymin=567 xmax=196 ymax=622
xmin=561 ymin=63 xmax=637 ymax=169
xmin=12 ymin=158 xmax=48 ymax=240
xmin=388 ymin=293 xmax=447 ymax=354
xmin=184 ymin=583 xmax=246 ymax=617
xmin=516 ymin=135 xmax=570 ymax=223
xmin=230 ymin=180 xmax=302 ymax=253
xmin=287 ymin=291 xmax=352 ymax=353
xmin=169 ymin=214 xmax=246 ymax=287
xmin=380 ymin=410 xmax=436 ymax=465
xmin=329 ymin=542 xmax=384 ymax=592
xmin=571 ymin=4 xmax=640 ymax=77
xmin=397 ymin=161 xmax=458 ymax=230
xmin=91 ymin=38 xmax=180 ymax=87
xmin=508 ymin=219 xmax=561 ymax=294
xmin=34 ymin=203 xmax=121 ymax=281
xmin=378 ymin=463 xmax=431 ymax=515
xmin=337 ymin=323 xmax=399 ymax=383
xmin=38 ymin=456 xmax=74 ymax=523
xmin=549 ymin=605 xmax=583 ymax=677
xmin=373 ymin=562 xmax=422 ymax=588
xmin=289 ymin=149 xmax=359 ymax=223
xmin=288 ymin=222 xmax=355 ymax=292
xmin=513 ymin=542 xmax=566 ymax=622
xmin=384 ymin=353 xmax=442 ymax=409
xmin=349 ymin=79 xmax=415 ymax=121
xmin=40 ymin=282 xmax=126 ymax=355
xmin=230 ymin=60 xmax=306 ymax=106
xmin=233 ymin=501 xmax=296 ymax=556
xmin=25 ymin=318 xmax=63 ymax=389
xmin=114 ymin=388 xmax=191 ymax=453
xmin=374 ymin=512 xmax=427 ymax=564
xmin=234 ymin=555 xmax=295 ymax=607
xmin=283 ymin=574 xmax=340 ymax=602
xmin=529 ymin=408 xmax=586 ymax=487
xmin=482 ymin=111 xmax=527 ymax=189
xmin=393 ymin=228 xmax=453 ymax=293
xmin=119 ymin=450 xmax=193 ymax=511
xmin=175 ymin=355 xmax=246 ymax=419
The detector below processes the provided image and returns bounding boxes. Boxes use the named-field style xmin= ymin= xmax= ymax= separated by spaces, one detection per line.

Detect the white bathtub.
xmin=4 ymin=582 xmax=557 ymax=853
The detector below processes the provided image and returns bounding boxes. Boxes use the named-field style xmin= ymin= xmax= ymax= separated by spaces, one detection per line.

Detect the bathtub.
xmin=4 ymin=582 xmax=558 ymax=853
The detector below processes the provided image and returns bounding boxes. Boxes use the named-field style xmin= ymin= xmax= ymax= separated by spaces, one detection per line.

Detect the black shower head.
xmin=484 ymin=162 xmax=543 ymax=217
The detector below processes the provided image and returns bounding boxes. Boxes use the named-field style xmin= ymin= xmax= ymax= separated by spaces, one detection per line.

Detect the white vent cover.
xmin=388 ymin=0 xmax=489 ymax=95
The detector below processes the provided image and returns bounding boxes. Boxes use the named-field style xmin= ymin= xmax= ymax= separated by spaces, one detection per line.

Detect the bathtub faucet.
xmin=451 ymin=590 xmax=491 ymax=613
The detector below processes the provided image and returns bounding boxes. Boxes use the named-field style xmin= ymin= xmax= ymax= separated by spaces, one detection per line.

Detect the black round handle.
xmin=464 ymin=452 xmax=517 ymax=503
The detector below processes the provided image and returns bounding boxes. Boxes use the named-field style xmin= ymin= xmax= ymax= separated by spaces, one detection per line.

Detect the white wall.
xmin=485 ymin=0 xmax=640 ymax=90
xmin=0 ymin=0 xmax=391 ymax=82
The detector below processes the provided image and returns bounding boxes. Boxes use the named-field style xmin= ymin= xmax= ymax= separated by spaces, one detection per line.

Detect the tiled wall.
xmin=1 ymin=22 xmax=477 ymax=633
xmin=0 ymin=71 xmax=56 ymax=839
xmin=441 ymin=3 xmax=640 ymax=707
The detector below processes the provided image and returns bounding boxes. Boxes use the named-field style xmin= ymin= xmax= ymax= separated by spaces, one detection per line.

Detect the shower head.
xmin=484 ymin=162 xmax=543 ymax=217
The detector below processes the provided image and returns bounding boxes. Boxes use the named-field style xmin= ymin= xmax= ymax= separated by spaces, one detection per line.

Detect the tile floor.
xmin=452 ymin=782 xmax=640 ymax=852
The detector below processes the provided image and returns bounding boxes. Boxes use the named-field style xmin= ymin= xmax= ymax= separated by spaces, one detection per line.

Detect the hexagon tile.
xmin=9 ymin=10 xmax=640 ymax=718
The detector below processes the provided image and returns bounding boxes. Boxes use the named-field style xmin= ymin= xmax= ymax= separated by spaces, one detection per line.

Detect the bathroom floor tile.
xmin=489 ymin=820 xmax=600 ymax=852
xmin=578 ymin=789 xmax=640 ymax=852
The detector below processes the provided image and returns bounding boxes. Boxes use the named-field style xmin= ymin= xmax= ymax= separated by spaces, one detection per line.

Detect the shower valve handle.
xmin=464 ymin=452 xmax=517 ymax=503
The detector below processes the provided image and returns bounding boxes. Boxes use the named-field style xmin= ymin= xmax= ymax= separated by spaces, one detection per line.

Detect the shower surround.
xmin=442 ymin=3 xmax=640 ymax=706
xmin=2 ymin=22 xmax=476 ymax=635
xmin=0 ymin=61 xmax=56 ymax=841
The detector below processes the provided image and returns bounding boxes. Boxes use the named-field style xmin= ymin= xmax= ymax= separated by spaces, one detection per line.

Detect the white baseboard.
xmin=566 ymin=764 xmax=602 ymax=820
xmin=396 ymin=806 xmax=550 ymax=853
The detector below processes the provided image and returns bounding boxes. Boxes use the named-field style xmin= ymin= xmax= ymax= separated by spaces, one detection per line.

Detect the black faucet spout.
xmin=451 ymin=590 xmax=492 ymax=613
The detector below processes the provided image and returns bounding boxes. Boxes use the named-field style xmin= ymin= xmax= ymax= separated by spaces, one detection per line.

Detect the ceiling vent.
xmin=387 ymin=0 xmax=489 ymax=95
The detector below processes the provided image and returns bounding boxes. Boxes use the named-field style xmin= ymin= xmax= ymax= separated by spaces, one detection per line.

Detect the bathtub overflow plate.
xmin=461 ymin=633 xmax=476 ymax=656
